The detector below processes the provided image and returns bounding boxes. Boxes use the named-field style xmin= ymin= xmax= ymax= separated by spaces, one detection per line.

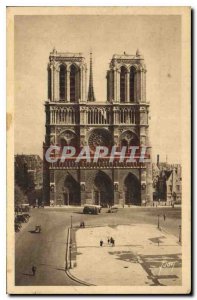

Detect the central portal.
xmin=124 ymin=173 xmax=141 ymax=205
xmin=93 ymin=171 xmax=114 ymax=207
xmin=64 ymin=174 xmax=80 ymax=205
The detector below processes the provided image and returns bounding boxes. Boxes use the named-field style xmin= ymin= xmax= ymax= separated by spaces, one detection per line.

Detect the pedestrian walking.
xmin=100 ymin=240 xmax=103 ymax=247
xmin=107 ymin=237 xmax=110 ymax=245
xmin=110 ymin=237 xmax=115 ymax=246
xmin=32 ymin=265 xmax=37 ymax=276
xmin=80 ymin=221 xmax=85 ymax=228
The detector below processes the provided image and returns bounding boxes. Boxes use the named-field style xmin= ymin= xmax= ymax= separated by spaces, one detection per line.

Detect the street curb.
xmin=65 ymin=227 xmax=95 ymax=286
xmin=65 ymin=268 xmax=94 ymax=286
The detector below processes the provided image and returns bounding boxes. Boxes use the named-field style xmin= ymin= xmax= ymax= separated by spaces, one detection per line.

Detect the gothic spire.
xmin=87 ymin=52 xmax=96 ymax=102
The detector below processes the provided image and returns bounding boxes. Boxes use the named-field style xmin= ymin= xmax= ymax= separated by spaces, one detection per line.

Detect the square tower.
xmin=43 ymin=49 xmax=152 ymax=206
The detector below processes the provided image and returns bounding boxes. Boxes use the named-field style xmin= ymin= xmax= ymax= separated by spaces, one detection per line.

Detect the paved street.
xmin=15 ymin=206 xmax=181 ymax=286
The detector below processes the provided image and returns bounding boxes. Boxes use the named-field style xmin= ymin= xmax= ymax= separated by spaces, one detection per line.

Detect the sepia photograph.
xmin=6 ymin=6 xmax=191 ymax=294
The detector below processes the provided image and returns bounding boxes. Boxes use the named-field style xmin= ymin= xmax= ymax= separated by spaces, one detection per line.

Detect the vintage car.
xmin=14 ymin=222 xmax=22 ymax=232
xmin=83 ymin=205 xmax=100 ymax=215
xmin=15 ymin=214 xmax=29 ymax=223
xmin=22 ymin=213 xmax=30 ymax=220
xmin=107 ymin=206 xmax=118 ymax=213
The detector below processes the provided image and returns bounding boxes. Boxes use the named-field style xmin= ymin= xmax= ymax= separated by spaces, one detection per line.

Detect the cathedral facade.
xmin=43 ymin=48 xmax=152 ymax=206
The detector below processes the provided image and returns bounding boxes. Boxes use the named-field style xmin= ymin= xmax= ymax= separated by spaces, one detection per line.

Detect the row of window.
xmin=120 ymin=66 xmax=135 ymax=102
xmin=49 ymin=109 xmax=139 ymax=125
xmin=107 ymin=66 xmax=137 ymax=103
xmin=48 ymin=65 xmax=79 ymax=102
xmin=49 ymin=65 xmax=139 ymax=103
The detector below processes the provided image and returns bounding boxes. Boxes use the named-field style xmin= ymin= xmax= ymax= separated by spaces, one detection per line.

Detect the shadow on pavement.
xmin=28 ymin=230 xmax=41 ymax=234
xmin=39 ymin=263 xmax=65 ymax=271
xmin=22 ymin=273 xmax=34 ymax=276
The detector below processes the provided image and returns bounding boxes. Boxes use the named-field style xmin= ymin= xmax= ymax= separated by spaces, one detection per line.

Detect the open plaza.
xmin=69 ymin=223 xmax=181 ymax=286
xmin=15 ymin=206 xmax=181 ymax=286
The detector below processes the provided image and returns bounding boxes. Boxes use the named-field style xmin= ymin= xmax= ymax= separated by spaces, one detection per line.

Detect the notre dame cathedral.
xmin=43 ymin=48 xmax=152 ymax=206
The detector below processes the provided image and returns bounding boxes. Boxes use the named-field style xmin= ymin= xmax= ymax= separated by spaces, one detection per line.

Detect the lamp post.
xmin=179 ymin=225 xmax=182 ymax=244
xmin=69 ymin=243 xmax=72 ymax=269
xmin=157 ymin=214 xmax=160 ymax=229
xmin=71 ymin=215 xmax=73 ymax=229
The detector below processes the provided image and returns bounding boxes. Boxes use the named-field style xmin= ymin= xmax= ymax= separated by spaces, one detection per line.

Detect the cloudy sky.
xmin=14 ymin=14 xmax=181 ymax=163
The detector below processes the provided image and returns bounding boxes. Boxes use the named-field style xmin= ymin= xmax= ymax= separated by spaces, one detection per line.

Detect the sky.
xmin=14 ymin=15 xmax=181 ymax=163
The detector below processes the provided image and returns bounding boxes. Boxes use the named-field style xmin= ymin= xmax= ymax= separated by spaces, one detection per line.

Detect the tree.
xmin=15 ymin=184 xmax=28 ymax=208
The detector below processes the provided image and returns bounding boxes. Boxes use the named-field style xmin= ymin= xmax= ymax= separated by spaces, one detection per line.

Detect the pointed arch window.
xmin=70 ymin=65 xmax=78 ymax=102
xmin=120 ymin=66 xmax=127 ymax=102
xmin=59 ymin=65 xmax=66 ymax=100
xmin=130 ymin=66 xmax=135 ymax=102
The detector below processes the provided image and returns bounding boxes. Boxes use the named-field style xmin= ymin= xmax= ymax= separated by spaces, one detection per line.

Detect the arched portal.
xmin=124 ymin=173 xmax=141 ymax=205
xmin=93 ymin=171 xmax=114 ymax=207
xmin=64 ymin=174 xmax=80 ymax=205
xmin=120 ymin=66 xmax=127 ymax=102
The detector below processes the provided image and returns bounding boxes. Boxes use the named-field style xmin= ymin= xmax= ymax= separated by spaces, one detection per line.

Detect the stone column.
xmin=113 ymin=109 xmax=116 ymax=124
xmin=51 ymin=65 xmax=54 ymax=102
xmin=134 ymin=70 xmax=137 ymax=102
xmin=54 ymin=67 xmax=59 ymax=102
xmin=53 ymin=66 xmax=56 ymax=101
xmin=77 ymin=69 xmax=80 ymax=101
xmin=80 ymin=67 xmax=84 ymax=102
xmin=79 ymin=107 xmax=83 ymax=124
xmin=140 ymin=71 xmax=143 ymax=102
xmin=66 ymin=70 xmax=70 ymax=102
xmin=114 ymin=69 xmax=117 ymax=102
xmin=85 ymin=67 xmax=87 ymax=101
xmin=83 ymin=66 xmax=86 ymax=102
xmin=53 ymin=110 xmax=55 ymax=124
xmin=117 ymin=70 xmax=120 ymax=102
xmin=140 ymin=168 xmax=147 ymax=205
xmin=81 ymin=67 xmax=84 ymax=102
xmin=137 ymin=70 xmax=141 ymax=102
xmin=143 ymin=70 xmax=146 ymax=102
xmin=50 ymin=109 xmax=52 ymax=124
xmin=126 ymin=71 xmax=130 ymax=102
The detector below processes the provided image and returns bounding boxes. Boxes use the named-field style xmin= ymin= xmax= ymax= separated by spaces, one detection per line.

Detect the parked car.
xmin=22 ymin=213 xmax=30 ymax=220
xmin=15 ymin=223 xmax=21 ymax=232
xmin=83 ymin=205 xmax=100 ymax=215
xmin=21 ymin=204 xmax=30 ymax=212
xmin=15 ymin=214 xmax=29 ymax=223
xmin=107 ymin=206 xmax=118 ymax=213
xmin=14 ymin=220 xmax=22 ymax=232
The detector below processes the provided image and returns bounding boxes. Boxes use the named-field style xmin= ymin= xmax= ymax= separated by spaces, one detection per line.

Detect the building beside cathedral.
xmin=152 ymin=159 xmax=182 ymax=205
xmin=43 ymin=48 xmax=152 ymax=206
